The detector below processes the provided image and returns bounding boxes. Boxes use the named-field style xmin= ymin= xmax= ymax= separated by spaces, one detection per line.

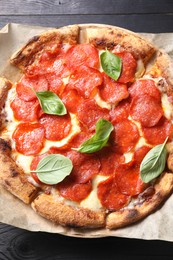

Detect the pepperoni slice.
xmin=52 ymin=55 xmax=71 ymax=78
xmin=10 ymin=96 xmax=40 ymax=122
xmin=98 ymin=147 xmax=125 ymax=175
xmin=115 ymin=52 xmax=137 ymax=83
xmin=99 ymin=73 xmax=129 ymax=104
xmin=142 ymin=116 xmax=173 ymax=145
xmin=65 ymin=44 xmax=99 ymax=69
xmin=39 ymin=114 xmax=71 ymax=141
xmin=130 ymin=94 xmax=163 ymax=127
xmin=16 ymin=75 xmax=49 ymax=101
xmin=115 ymin=163 xmax=145 ymax=196
xmin=110 ymin=99 xmax=130 ymax=124
xmin=66 ymin=150 xmax=101 ymax=183
xmin=68 ymin=65 xmax=103 ymax=98
xmin=129 ymin=79 xmax=161 ymax=101
xmin=97 ymin=176 xmax=130 ymax=210
xmin=46 ymin=73 xmax=64 ymax=96
xmin=113 ymin=119 xmax=140 ymax=153
xmin=61 ymin=89 xmax=85 ymax=114
xmin=77 ymin=99 xmax=110 ymax=132
xmin=67 ymin=131 xmax=92 ymax=149
xmin=134 ymin=146 xmax=151 ymax=165
xmin=12 ymin=123 xmax=45 ymax=155
xmin=57 ymin=177 xmax=92 ymax=202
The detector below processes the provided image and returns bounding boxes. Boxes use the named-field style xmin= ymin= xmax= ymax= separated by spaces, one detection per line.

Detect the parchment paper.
xmin=1 ymin=23 xmax=173 ymax=240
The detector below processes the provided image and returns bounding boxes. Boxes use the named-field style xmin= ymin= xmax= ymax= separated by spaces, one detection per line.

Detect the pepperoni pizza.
xmin=0 ymin=24 xmax=173 ymax=230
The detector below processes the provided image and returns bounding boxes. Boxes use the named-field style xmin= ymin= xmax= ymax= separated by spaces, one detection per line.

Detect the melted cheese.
xmin=80 ymin=175 xmax=108 ymax=210
xmin=162 ymin=93 xmax=173 ymax=120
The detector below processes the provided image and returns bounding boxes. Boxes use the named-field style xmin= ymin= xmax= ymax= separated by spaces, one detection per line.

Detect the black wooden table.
xmin=0 ymin=0 xmax=173 ymax=259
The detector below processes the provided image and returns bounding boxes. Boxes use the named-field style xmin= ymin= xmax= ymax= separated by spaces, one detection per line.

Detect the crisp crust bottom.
xmin=32 ymin=193 xmax=106 ymax=228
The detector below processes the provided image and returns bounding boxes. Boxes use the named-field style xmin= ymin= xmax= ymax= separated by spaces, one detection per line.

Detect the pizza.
xmin=0 ymin=24 xmax=173 ymax=230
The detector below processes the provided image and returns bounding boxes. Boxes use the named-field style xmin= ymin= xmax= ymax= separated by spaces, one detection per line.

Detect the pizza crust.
xmin=80 ymin=25 xmax=156 ymax=64
xmin=0 ymin=138 xmax=39 ymax=204
xmin=106 ymin=172 xmax=173 ymax=229
xmin=32 ymin=193 xmax=106 ymax=228
xmin=10 ymin=25 xmax=80 ymax=71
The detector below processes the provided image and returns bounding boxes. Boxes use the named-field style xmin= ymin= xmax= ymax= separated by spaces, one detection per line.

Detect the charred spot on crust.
xmin=138 ymin=186 xmax=155 ymax=203
xmin=90 ymin=38 xmax=115 ymax=50
xmin=4 ymin=179 xmax=11 ymax=186
xmin=0 ymin=138 xmax=11 ymax=153
xmin=10 ymin=167 xmax=19 ymax=177
xmin=26 ymin=35 xmax=40 ymax=47
xmin=126 ymin=209 xmax=138 ymax=221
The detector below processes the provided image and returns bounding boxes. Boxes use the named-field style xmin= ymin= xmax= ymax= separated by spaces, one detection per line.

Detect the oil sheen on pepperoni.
xmin=142 ymin=116 xmax=173 ymax=145
xmin=12 ymin=123 xmax=45 ymax=155
xmin=134 ymin=146 xmax=151 ymax=165
xmin=16 ymin=75 xmax=49 ymax=101
xmin=98 ymin=147 xmax=125 ymax=175
xmin=39 ymin=114 xmax=71 ymax=141
xmin=99 ymin=73 xmax=129 ymax=104
xmin=57 ymin=177 xmax=92 ymax=202
xmin=129 ymin=79 xmax=161 ymax=101
xmin=110 ymin=99 xmax=130 ymax=124
xmin=113 ymin=119 xmax=140 ymax=153
xmin=77 ymin=99 xmax=110 ymax=132
xmin=46 ymin=73 xmax=64 ymax=96
xmin=65 ymin=43 xmax=99 ymax=69
xmin=97 ymin=176 xmax=130 ymax=210
xmin=61 ymin=89 xmax=85 ymax=114
xmin=67 ymin=65 xmax=103 ymax=98
xmin=115 ymin=52 xmax=137 ymax=83
xmin=10 ymin=96 xmax=40 ymax=122
xmin=115 ymin=163 xmax=146 ymax=196
xmin=66 ymin=150 xmax=101 ymax=183
xmin=130 ymin=94 xmax=163 ymax=127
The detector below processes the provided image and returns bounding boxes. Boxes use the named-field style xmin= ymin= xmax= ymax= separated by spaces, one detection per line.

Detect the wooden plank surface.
xmin=0 ymin=0 xmax=173 ymax=259
xmin=0 ymin=0 xmax=173 ymax=15
xmin=0 ymin=14 xmax=173 ymax=33
xmin=0 ymin=223 xmax=173 ymax=260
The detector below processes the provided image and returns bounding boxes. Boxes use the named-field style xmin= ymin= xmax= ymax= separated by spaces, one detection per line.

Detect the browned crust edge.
xmin=81 ymin=25 xmax=156 ymax=64
xmin=106 ymin=172 xmax=173 ymax=229
xmin=0 ymin=77 xmax=12 ymax=110
xmin=31 ymin=193 xmax=106 ymax=228
xmin=0 ymin=138 xmax=39 ymax=204
xmin=10 ymin=24 xmax=80 ymax=71
xmin=146 ymin=51 xmax=173 ymax=102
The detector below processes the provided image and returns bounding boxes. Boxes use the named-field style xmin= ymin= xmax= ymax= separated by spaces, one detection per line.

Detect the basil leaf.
xmin=140 ymin=137 xmax=168 ymax=183
xmin=100 ymin=49 xmax=122 ymax=80
xmin=35 ymin=90 xmax=67 ymax=115
xmin=73 ymin=119 xmax=114 ymax=153
xmin=32 ymin=154 xmax=73 ymax=185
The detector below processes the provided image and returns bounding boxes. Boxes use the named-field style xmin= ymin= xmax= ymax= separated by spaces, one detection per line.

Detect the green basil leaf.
xmin=35 ymin=90 xmax=67 ymax=115
xmin=140 ymin=137 xmax=168 ymax=183
xmin=73 ymin=119 xmax=114 ymax=153
xmin=100 ymin=49 xmax=122 ymax=80
xmin=32 ymin=154 xmax=73 ymax=185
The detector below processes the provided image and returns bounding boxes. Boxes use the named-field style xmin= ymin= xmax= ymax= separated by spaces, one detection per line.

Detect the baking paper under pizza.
xmin=0 ymin=24 xmax=173 ymax=230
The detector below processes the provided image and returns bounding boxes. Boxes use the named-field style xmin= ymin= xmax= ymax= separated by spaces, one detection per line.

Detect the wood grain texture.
xmin=0 ymin=0 xmax=173 ymax=14
xmin=1 ymin=223 xmax=173 ymax=260
xmin=0 ymin=14 xmax=173 ymax=33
